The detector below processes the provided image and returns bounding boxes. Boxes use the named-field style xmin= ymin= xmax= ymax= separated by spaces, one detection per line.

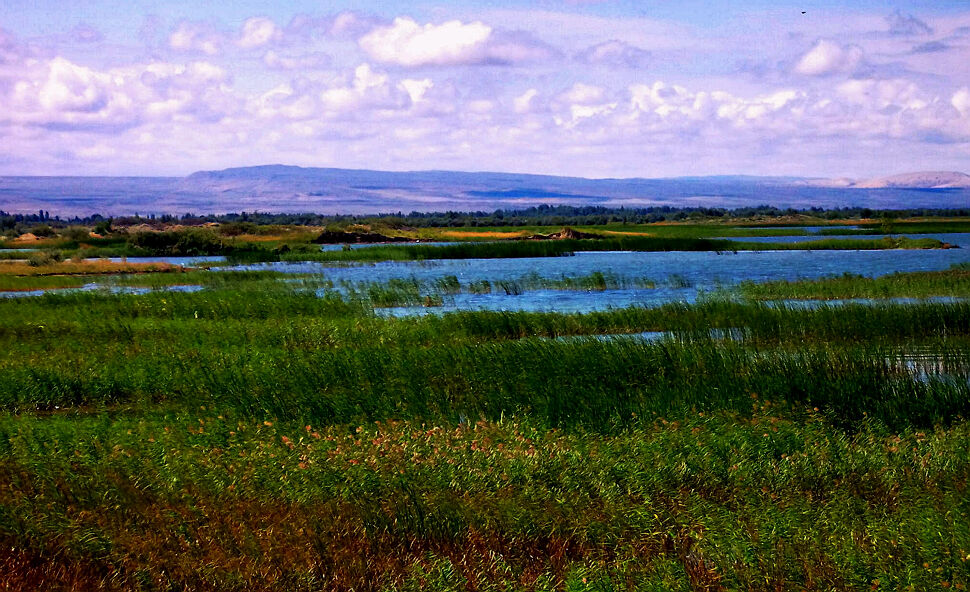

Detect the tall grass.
xmin=2 ymin=279 xmax=969 ymax=590
xmin=1 ymin=286 xmax=969 ymax=429
xmin=1 ymin=411 xmax=968 ymax=590
xmin=282 ymin=235 xmax=948 ymax=262
xmin=740 ymin=264 xmax=970 ymax=300
xmin=333 ymin=271 xmax=657 ymax=306
xmin=823 ymin=220 xmax=970 ymax=235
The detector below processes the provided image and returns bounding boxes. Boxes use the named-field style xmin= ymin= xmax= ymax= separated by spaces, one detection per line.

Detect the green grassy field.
xmin=283 ymin=236 xmax=948 ymax=263
xmin=1 ymin=276 xmax=970 ymax=590
xmin=740 ymin=263 xmax=970 ymax=300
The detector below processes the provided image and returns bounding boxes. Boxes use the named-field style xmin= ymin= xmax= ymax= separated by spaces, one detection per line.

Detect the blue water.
xmin=222 ymin=234 xmax=970 ymax=314
xmin=5 ymin=234 xmax=968 ymax=311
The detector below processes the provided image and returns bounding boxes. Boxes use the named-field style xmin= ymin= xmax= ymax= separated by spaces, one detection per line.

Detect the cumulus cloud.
xmin=575 ymin=40 xmax=650 ymax=68
xmin=886 ymin=10 xmax=933 ymax=36
xmin=557 ymin=83 xmax=605 ymax=105
xmin=238 ymin=17 xmax=282 ymax=49
xmin=3 ymin=9 xmax=970 ymax=179
xmin=358 ymin=17 xmax=556 ymax=67
xmin=168 ymin=21 xmax=223 ymax=55
xmin=2 ymin=55 xmax=235 ymax=132
xmin=326 ymin=63 xmax=410 ymax=111
xmin=837 ymin=78 xmax=924 ymax=110
xmin=398 ymin=78 xmax=433 ymax=103
xmin=328 ymin=11 xmax=384 ymax=38
xmin=794 ymin=40 xmax=865 ymax=76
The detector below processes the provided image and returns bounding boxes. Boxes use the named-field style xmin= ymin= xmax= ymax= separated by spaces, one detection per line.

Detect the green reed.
xmin=740 ymin=264 xmax=970 ymax=300
xmin=280 ymin=236 xmax=947 ymax=263
xmin=2 ymin=279 xmax=969 ymax=591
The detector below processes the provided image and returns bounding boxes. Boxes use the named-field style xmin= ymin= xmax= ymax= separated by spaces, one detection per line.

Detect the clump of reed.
xmin=740 ymin=264 xmax=970 ymax=300
xmin=279 ymin=235 xmax=949 ymax=262
xmin=2 ymin=278 xmax=970 ymax=591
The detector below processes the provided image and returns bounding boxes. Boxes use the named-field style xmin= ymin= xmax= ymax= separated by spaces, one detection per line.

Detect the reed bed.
xmin=1 ymin=279 xmax=969 ymax=590
xmin=334 ymin=272 xmax=658 ymax=306
xmin=0 ymin=267 xmax=303 ymax=293
xmin=1 ymin=411 xmax=968 ymax=590
xmin=0 ymin=260 xmax=182 ymax=276
xmin=819 ymin=220 xmax=970 ymax=235
xmin=282 ymin=236 xmax=947 ymax=263
xmin=1 ymin=287 xmax=969 ymax=429
xmin=740 ymin=264 xmax=970 ymax=300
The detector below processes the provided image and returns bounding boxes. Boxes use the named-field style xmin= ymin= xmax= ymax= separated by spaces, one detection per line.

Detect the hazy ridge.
xmin=1 ymin=166 xmax=968 ymax=216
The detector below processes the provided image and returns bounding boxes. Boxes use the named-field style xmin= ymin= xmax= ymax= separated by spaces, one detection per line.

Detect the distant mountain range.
xmin=1 ymin=166 xmax=968 ymax=216
xmin=797 ymin=171 xmax=970 ymax=189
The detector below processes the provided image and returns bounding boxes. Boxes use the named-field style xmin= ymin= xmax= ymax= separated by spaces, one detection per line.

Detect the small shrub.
xmin=93 ymin=220 xmax=113 ymax=235
xmin=26 ymin=250 xmax=63 ymax=267
xmin=32 ymin=225 xmax=56 ymax=238
xmin=63 ymin=226 xmax=91 ymax=241
xmin=218 ymin=222 xmax=258 ymax=237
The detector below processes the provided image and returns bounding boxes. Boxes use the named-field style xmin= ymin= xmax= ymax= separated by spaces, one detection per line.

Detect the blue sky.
xmin=1 ymin=1 xmax=969 ymax=177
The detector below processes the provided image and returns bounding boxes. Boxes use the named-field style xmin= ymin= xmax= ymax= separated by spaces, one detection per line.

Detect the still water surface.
xmin=4 ymin=234 xmax=968 ymax=312
xmin=230 ymin=233 xmax=970 ymax=314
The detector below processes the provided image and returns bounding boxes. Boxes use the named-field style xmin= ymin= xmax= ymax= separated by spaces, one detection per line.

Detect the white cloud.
xmin=3 ymin=56 xmax=234 ymax=132
xmin=953 ymin=87 xmax=970 ymax=117
xmin=238 ymin=17 xmax=282 ymax=49
xmin=557 ymin=83 xmax=605 ymax=105
xmin=466 ymin=99 xmax=494 ymax=114
xmin=3 ymin=12 xmax=970 ymax=180
xmin=358 ymin=17 xmax=555 ymax=67
xmin=251 ymin=84 xmax=317 ymax=120
xmin=557 ymin=102 xmax=617 ymax=128
xmin=34 ymin=57 xmax=112 ymax=113
xmin=398 ymin=78 xmax=432 ymax=103
xmin=575 ymin=40 xmax=650 ymax=68
xmin=316 ymin=64 xmax=410 ymax=114
xmin=169 ymin=21 xmax=223 ymax=55
xmin=328 ymin=11 xmax=384 ymax=38
xmin=794 ymin=39 xmax=864 ymax=76
xmin=514 ymin=88 xmax=538 ymax=113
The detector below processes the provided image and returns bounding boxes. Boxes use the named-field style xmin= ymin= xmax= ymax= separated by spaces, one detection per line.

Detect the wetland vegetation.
xmin=1 ymin=211 xmax=970 ymax=590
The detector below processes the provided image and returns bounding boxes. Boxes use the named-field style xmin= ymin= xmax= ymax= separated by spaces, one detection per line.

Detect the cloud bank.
xmin=0 ymin=5 xmax=968 ymax=177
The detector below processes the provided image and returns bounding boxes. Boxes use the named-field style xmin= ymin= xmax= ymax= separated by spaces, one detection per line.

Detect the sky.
xmin=0 ymin=1 xmax=969 ymax=178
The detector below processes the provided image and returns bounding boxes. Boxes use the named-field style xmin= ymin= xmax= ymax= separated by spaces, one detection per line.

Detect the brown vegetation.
xmin=0 ymin=260 xmax=183 ymax=277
